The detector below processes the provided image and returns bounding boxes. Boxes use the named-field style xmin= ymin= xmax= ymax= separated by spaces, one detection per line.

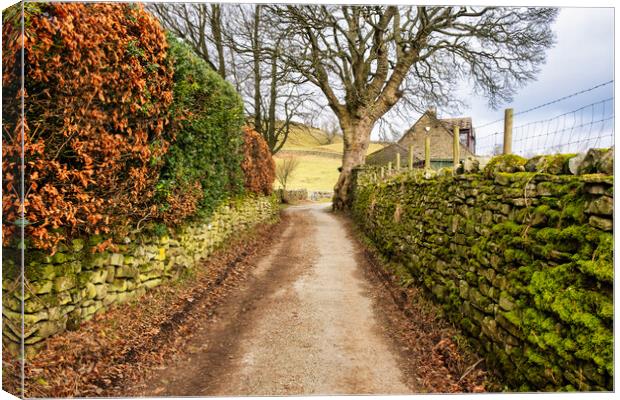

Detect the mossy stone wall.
xmin=351 ymin=159 xmax=613 ymax=391
xmin=2 ymin=195 xmax=279 ymax=354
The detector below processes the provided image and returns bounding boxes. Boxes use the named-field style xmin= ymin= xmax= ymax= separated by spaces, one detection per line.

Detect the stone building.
xmin=366 ymin=109 xmax=475 ymax=168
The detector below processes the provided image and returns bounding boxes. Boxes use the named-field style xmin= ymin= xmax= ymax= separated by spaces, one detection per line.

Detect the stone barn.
xmin=366 ymin=108 xmax=475 ymax=169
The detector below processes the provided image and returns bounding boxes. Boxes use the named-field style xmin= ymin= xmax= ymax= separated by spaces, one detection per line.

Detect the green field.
xmin=274 ymin=124 xmax=385 ymax=192
xmin=274 ymin=155 xmax=341 ymax=192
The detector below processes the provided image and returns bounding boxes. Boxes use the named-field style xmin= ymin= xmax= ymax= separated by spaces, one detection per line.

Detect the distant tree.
xmin=321 ymin=118 xmax=342 ymax=145
xmin=275 ymin=156 xmax=300 ymax=193
xmin=151 ymin=4 xmax=316 ymax=154
xmin=269 ymin=6 xmax=558 ymax=209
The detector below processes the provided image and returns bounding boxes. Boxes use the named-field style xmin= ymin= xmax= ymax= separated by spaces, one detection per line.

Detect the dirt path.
xmin=135 ymin=203 xmax=414 ymax=396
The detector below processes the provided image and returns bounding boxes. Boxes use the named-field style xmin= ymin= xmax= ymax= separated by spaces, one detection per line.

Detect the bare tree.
xmin=275 ymin=156 xmax=300 ymax=193
xmin=321 ymin=118 xmax=342 ymax=145
xmin=269 ymin=5 xmax=557 ymax=209
xmin=223 ymin=5 xmax=318 ymax=154
xmin=152 ymin=4 xmax=318 ymax=154
xmin=150 ymin=3 xmax=226 ymax=77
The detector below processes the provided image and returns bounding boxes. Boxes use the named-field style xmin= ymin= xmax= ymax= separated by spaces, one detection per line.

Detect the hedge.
xmin=154 ymin=34 xmax=246 ymax=223
xmin=2 ymin=3 xmax=175 ymax=251
xmin=2 ymin=4 xmax=276 ymax=251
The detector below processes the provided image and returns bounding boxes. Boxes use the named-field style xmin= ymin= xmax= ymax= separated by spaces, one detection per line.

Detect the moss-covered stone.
xmin=351 ymin=161 xmax=613 ymax=391
xmin=484 ymin=154 xmax=527 ymax=177
xmin=2 ymin=194 xmax=279 ymax=356
xmin=53 ymin=275 xmax=76 ymax=292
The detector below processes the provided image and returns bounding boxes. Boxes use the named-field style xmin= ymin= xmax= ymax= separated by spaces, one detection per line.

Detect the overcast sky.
xmin=442 ymin=7 xmax=614 ymax=155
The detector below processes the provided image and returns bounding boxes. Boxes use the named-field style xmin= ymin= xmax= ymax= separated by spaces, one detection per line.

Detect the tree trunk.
xmin=332 ymin=121 xmax=372 ymax=210
xmin=266 ymin=50 xmax=278 ymax=152
xmin=210 ymin=4 xmax=227 ymax=79
xmin=252 ymin=5 xmax=262 ymax=133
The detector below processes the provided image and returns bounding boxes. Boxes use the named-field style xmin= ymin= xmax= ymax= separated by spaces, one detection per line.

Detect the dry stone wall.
xmin=351 ymin=150 xmax=613 ymax=391
xmin=2 ymin=195 xmax=279 ymax=354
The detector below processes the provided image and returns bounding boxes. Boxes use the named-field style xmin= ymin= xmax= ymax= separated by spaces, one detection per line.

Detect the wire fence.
xmin=475 ymin=81 xmax=615 ymax=157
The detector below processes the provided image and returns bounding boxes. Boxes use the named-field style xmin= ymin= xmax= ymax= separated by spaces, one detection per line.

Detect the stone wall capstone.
xmin=351 ymin=150 xmax=613 ymax=391
xmin=2 ymin=194 xmax=280 ymax=354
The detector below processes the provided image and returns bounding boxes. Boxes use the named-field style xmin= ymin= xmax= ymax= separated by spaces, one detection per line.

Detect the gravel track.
xmin=137 ymin=203 xmax=414 ymax=396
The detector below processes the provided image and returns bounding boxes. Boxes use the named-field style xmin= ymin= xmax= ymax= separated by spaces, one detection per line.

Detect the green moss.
xmin=350 ymin=165 xmax=613 ymax=391
xmin=484 ymin=154 xmax=527 ymax=177
xmin=493 ymin=220 xmax=524 ymax=236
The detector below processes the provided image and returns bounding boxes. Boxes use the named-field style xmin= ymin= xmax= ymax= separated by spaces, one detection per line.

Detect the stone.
xmin=525 ymin=154 xmax=572 ymax=175
xmin=481 ymin=316 xmax=500 ymax=341
xmin=25 ymin=263 xmax=56 ymax=282
xmin=568 ymin=152 xmax=587 ymax=175
xmin=84 ymin=282 xmax=97 ymax=299
xmin=536 ymin=182 xmax=554 ymax=196
xmin=589 ymin=215 xmax=612 ymax=231
xmin=155 ymin=247 xmax=166 ymax=261
xmin=94 ymin=284 xmax=108 ymax=299
xmin=598 ymin=147 xmax=613 ymax=174
xmin=481 ymin=210 xmax=493 ymax=225
xmin=53 ymin=275 xmax=76 ymax=292
xmin=462 ymin=156 xmax=480 ymax=173
xmin=23 ymin=298 xmax=46 ymax=313
xmin=83 ymin=254 xmax=107 ymax=270
xmin=109 ymin=279 xmax=128 ymax=292
xmin=511 ymin=198 xmax=530 ymax=207
xmin=484 ymin=154 xmax=527 ymax=177
xmin=24 ymin=335 xmax=46 ymax=345
xmin=459 ymin=280 xmax=469 ymax=299
xmin=143 ymin=278 xmax=162 ymax=289
xmin=585 ymin=195 xmax=613 ymax=216
xmin=499 ymin=203 xmax=511 ymax=215
xmin=585 ymin=184 xmax=608 ymax=195
xmin=126 ymin=280 xmax=137 ymax=291
xmin=30 ymin=280 xmax=53 ymax=295
xmin=494 ymin=174 xmax=511 ymax=186
xmin=423 ymin=169 xmax=436 ymax=179
xmin=103 ymin=293 xmax=119 ymax=306
xmin=578 ymin=148 xmax=610 ymax=174
xmin=499 ymin=291 xmax=515 ymax=311
xmin=57 ymin=291 xmax=72 ymax=305
xmin=116 ymin=265 xmax=139 ymax=279
xmin=105 ymin=266 xmax=116 ymax=283
xmin=109 ymin=253 xmax=124 ymax=266
xmin=78 ymin=270 xmax=107 ymax=286
xmin=71 ymin=239 xmax=85 ymax=253
xmin=3 ymin=308 xmax=48 ymax=325
xmin=92 ymin=269 xmax=108 ymax=284
xmin=51 ymin=252 xmax=68 ymax=264
xmin=81 ymin=304 xmax=99 ymax=318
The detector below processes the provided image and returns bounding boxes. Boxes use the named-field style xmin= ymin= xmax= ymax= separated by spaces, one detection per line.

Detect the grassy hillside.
xmin=281 ymin=123 xmax=385 ymax=154
xmin=274 ymin=123 xmax=386 ymax=192
xmin=281 ymin=123 xmax=342 ymax=150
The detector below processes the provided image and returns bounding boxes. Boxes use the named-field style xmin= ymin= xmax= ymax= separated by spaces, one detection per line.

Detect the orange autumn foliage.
xmin=2 ymin=3 xmax=174 ymax=251
xmin=241 ymin=127 xmax=276 ymax=196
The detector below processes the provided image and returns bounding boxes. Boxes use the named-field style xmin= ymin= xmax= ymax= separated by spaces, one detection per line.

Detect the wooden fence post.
xmin=380 ymin=166 xmax=385 ymax=179
xmin=503 ymin=108 xmax=513 ymax=154
xmin=408 ymin=145 xmax=413 ymax=169
xmin=395 ymin=153 xmax=401 ymax=171
xmin=424 ymin=136 xmax=431 ymax=170
xmin=453 ymin=125 xmax=460 ymax=169
xmin=387 ymin=161 xmax=392 ymax=175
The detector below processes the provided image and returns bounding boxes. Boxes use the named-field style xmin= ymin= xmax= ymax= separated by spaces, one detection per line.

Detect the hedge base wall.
xmin=2 ymin=195 xmax=279 ymax=355
xmin=351 ymin=164 xmax=613 ymax=391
